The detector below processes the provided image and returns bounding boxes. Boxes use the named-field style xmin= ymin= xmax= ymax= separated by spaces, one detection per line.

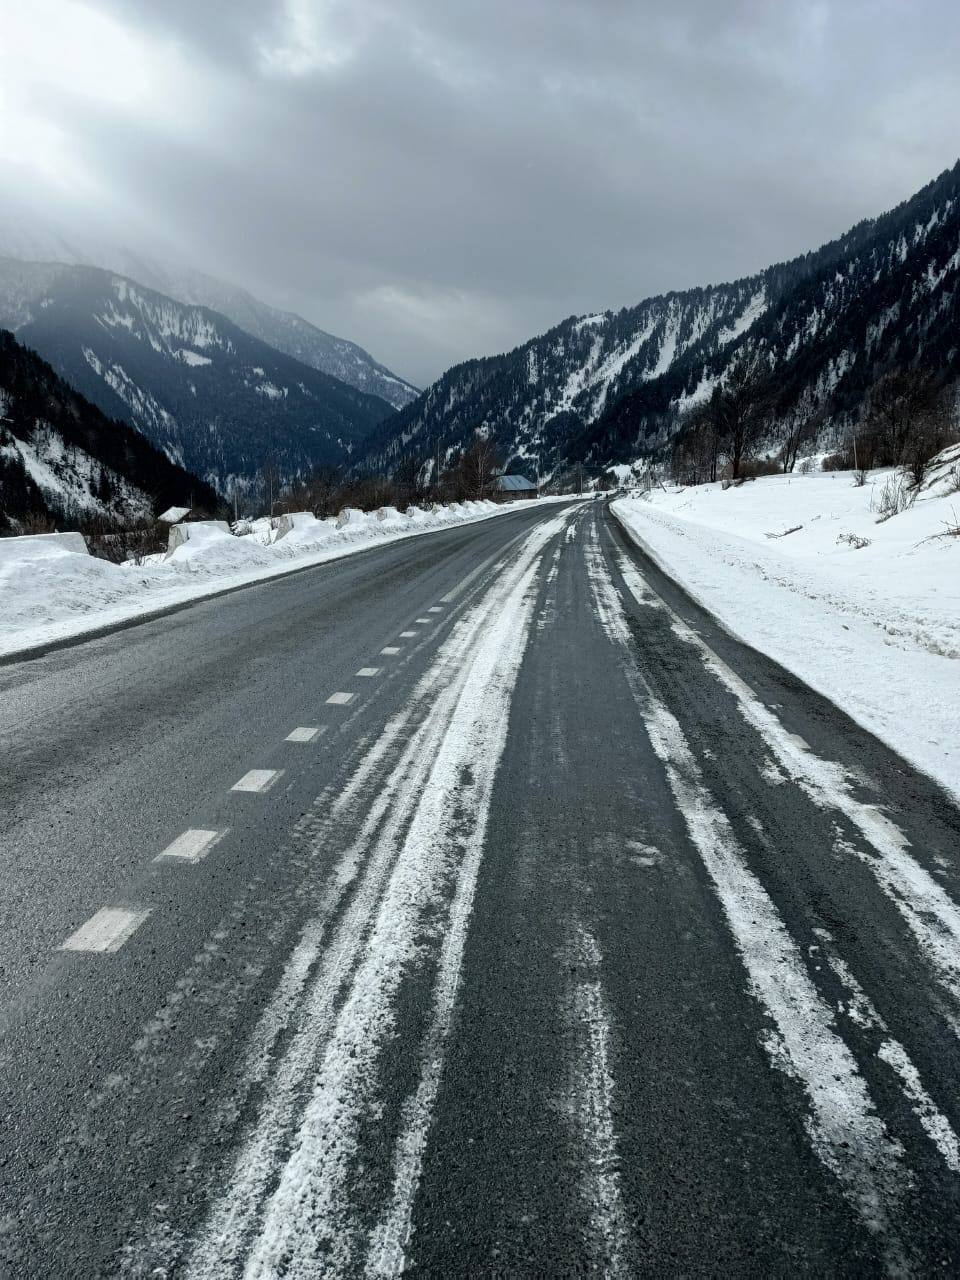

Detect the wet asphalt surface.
xmin=1 ymin=496 xmax=959 ymax=1276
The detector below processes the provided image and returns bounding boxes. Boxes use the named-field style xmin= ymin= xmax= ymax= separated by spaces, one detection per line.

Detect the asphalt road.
xmin=2 ymin=496 xmax=960 ymax=1276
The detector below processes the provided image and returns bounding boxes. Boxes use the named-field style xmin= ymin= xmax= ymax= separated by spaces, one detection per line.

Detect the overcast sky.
xmin=1 ymin=0 xmax=958 ymax=386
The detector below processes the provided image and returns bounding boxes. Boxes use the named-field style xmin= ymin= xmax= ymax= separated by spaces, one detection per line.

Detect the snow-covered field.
xmin=0 ymin=499 xmax=564 ymax=659
xmin=612 ymin=447 xmax=960 ymax=800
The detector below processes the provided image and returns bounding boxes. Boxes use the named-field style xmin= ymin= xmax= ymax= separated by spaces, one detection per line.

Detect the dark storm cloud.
xmin=3 ymin=0 xmax=959 ymax=384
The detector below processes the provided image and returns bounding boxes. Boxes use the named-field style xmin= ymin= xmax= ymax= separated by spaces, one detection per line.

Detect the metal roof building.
xmin=495 ymin=474 xmax=538 ymax=498
xmin=158 ymin=505 xmax=192 ymax=524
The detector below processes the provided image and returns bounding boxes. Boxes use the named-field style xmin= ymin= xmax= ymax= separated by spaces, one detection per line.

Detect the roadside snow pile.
xmin=612 ymin=446 xmax=960 ymax=799
xmin=0 ymin=531 xmax=89 ymax=564
xmin=0 ymin=498 xmax=521 ymax=657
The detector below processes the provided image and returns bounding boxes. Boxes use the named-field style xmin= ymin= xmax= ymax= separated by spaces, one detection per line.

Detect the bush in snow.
xmin=837 ymin=532 xmax=872 ymax=550
xmin=871 ymin=472 xmax=913 ymax=522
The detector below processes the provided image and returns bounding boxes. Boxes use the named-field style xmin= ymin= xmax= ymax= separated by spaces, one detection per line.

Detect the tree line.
xmin=670 ymin=353 xmax=957 ymax=490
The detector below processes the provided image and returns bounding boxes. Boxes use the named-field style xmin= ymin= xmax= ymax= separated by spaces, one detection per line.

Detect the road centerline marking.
xmin=356 ymin=667 xmax=380 ymax=677
xmin=232 ymin=769 xmax=283 ymax=793
xmin=60 ymin=907 xmax=151 ymax=953
xmin=155 ymin=828 xmax=225 ymax=863
xmin=286 ymin=727 xmax=322 ymax=743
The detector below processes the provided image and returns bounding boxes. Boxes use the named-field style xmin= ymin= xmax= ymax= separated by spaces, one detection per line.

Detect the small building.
xmin=158 ymin=505 xmax=192 ymax=524
xmin=495 ymin=474 xmax=538 ymax=500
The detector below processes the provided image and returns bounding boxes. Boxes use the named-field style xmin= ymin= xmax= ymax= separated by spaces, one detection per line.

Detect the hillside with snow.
xmin=366 ymin=161 xmax=960 ymax=480
xmin=86 ymin=256 xmax=420 ymax=412
xmin=0 ymin=329 xmax=216 ymax=533
xmin=0 ymin=194 xmax=418 ymax=410
xmin=611 ymin=446 xmax=960 ymax=799
xmin=0 ymin=260 xmax=395 ymax=492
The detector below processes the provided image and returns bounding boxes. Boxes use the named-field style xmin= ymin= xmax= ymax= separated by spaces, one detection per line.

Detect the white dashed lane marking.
xmin=60 ymin=907 xmax=151 ymax=953
xmin=286 ymin=727 xmax=323 ymax=743
xmin=356 ymin=668 xmax=381 ymax=678
xmin=427 ymin=606 xmax=443 ymax=613
xmin=415 ymin=618 xmax=431 ymax=624
xmin=326 ymin=692 xmax=355 ymax=706
xmin=381 ymin=647 xmax=401 ymax=656
xmin=399 ymin=631 xmax=417 ymax=638
xmin=155 ymin=828 xmax=225 ymax=863
xmin=232 ymin=769 xmax=284 ymax=793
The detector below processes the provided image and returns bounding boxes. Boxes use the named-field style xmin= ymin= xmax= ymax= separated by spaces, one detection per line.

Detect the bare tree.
xmin=904 ymin=381 xmax=952 ymax=489
xmin=860 ymin=368 xmax=955 ymax=487
xmin=458 ymin=434 xmax=501 ymax=500
xmin=301 ymin=465 xmax=342 ymax=518
xmin=260 ymin=455 xmax=281 ymax=518
xmin=391 ymin=454 xmax=426 ymax=510
xmin=780 ymin=408 xmax=822 ymax=474
xmin=863 ymin=369 xmax=919 ymax=466
xmin=716 ymin=351 xmax=771 ymax=481
xmin=673 ymin=398 xmax=722 ymax=485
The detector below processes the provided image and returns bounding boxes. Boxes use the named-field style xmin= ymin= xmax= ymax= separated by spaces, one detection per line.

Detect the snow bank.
xmin=274 ymin=511 xmax=321 ymax=541
xmin=167 ymin=519 xmax=232 ymax=552
xmin=0 ymin=531 xmax=88 ymax=565
xmin=612 ymin=448 xmax=960 ymax=800
xmin=0 ymin=497 xmax=571 ymax=658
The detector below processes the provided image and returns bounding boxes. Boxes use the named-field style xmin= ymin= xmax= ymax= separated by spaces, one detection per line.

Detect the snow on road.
xmin=561 ymin=921 xmax=631 ymax=1276
xmin=648 ymin=589 xmax=960 ymax=1029
xmin=612 ymin=451 xmax=960 ymax=799
xmin=186 ymin=507 xmax=574 ymax=1277
xmin=586 ymin=528 xmax=913 ymax=1256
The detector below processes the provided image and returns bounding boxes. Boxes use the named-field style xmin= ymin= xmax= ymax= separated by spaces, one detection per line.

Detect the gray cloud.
xmin=2 ymin=0 xmax=959 ymax=385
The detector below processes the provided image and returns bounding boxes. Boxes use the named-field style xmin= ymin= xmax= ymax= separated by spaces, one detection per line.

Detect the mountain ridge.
xmin=363 ymin=160 xmax=960 ymax=478
xmin=96 ymin=255 xmax=420 ymax=411
xmin=0 ymin=198 xmax=418 ymax=410
xmin=0 ymin=259 xmax=396 ymax=492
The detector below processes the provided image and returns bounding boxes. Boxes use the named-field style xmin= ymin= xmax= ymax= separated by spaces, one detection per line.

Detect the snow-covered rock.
xmin=274 ymin=511 xmax=320 ymax=541
xmin=167 ymin=520 xmax=232 ymax=553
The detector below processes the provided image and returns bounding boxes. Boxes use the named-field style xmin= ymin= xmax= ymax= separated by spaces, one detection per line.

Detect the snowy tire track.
xmin=186 ymin=509 xmax=573 ymax=1277
xmin=560 ymin=922 xmax=632 ymax=1277
xmin=585 ymin=521 xmax=912 ymax=1256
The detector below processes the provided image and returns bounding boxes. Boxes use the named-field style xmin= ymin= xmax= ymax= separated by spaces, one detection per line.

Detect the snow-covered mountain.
xmin=92 ymin=256 xmax=420 ymax=411
xmin=0 ymin=329 xmax=217 ymax=533
xmin=0 ymin=197 xmax=418 ymax=410
xmin=0 ymin=260 xmax=395 ymax=492
xmin=367 ymin=161 xmax=960 ymax=477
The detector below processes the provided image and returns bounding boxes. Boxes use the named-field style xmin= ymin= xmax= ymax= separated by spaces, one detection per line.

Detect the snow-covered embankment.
xmin=0 ymin=500 xmax=549 ymax=659
xmin=611 ymin=449 xmax=960 ymax=800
